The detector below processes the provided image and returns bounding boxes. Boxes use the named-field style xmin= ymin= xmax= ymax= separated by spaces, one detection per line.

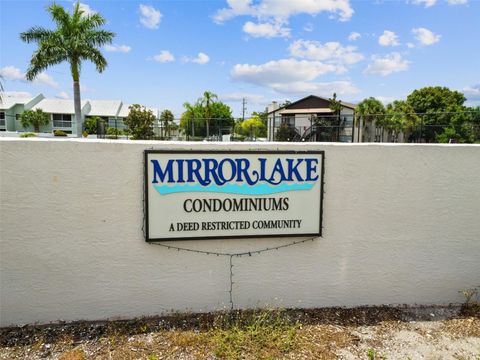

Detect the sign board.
xmin=144 ymin=150 xmax=324 ymax=241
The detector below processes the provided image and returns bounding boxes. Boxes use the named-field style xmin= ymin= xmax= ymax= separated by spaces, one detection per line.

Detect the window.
xmin=0 ymin=112 xmax=5 ymax=127
xmin=281 ymin=115 xmax=295 ymax=126
xmin=52 ymin=114 xmax=72 ymax=128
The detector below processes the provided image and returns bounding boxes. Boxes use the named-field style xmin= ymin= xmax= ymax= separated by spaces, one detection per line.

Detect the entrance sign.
xmin=144 ymin=150 xmax=324 ymax=241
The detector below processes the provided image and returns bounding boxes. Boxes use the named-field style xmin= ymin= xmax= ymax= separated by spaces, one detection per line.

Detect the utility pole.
xmin=242 ymin=97 xmax=247 ymax=121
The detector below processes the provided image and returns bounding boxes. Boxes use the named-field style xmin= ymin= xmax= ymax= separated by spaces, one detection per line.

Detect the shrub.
xmin=20 ymin=132 xmax=37 ymax=138
xmin=54 ymin=129 xmax=68 ymax=137
xmin=207 ymin=309 xmax=299 ymax=359
xmin=20 ymin=109 xmax=49 ymax=132
xmin=275 ymin=123 xmax=297 ymax=142
xmin=106 ymin=127 xmax=124 ymax=136
xmin=84 ymin=116 xmax=101 ymax=134
xmin=123 ymin=104 xmax=155 ymax=140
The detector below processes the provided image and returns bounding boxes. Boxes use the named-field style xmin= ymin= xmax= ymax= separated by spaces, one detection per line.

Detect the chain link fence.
xmin=269 ymin=111 xmax=480 ymax=143
xmin=13 ymin=110 xmax=473 ymax=143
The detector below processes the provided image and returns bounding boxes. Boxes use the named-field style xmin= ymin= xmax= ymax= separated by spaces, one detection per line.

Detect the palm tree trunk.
xmin=72 ymin=61 xmax=82 ymax=137
xmin=73 ymin=81 xmax=82 ymax=137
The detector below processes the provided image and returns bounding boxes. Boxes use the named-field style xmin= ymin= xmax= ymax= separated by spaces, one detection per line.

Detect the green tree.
xmin=160 ymin=109 xmax=174 ymax=138
xmin=180 ymin=101 xmax=203 ymax=139
xmin=209 ymin=101 xmax=234 ymax=136
xmin=329 ymin=93 xmax=342 ymax=116
xmin=200 ymin=91 xmax=218 ymax=138
xmin=434 ymin=110 xmax=476 ymax=143
xmin=252 ymin=107 xmax=268 ymax=130
xmin=406 ymin=86 xmax=471 ymax=142
xmin=238 ymin=116 xmax=266 ymax=138
xmin=83 ymin=116 xmax=102 ymax=134
xmin=384 ymin=100 xmax=420 ymax=142
xmin=471 ymin=107 xmax=480 ymax=142
xmin=20 ymin=109 xmax=49 ymax=132
xmin=329 ymin=93 xmax=343 ymax=141
xmin=20 ymin=2 xmax=115 ymax=137
xmin=356 ymin=97 xmax=386 ymax=142
xmin=124 ymin=104 xmax=155 ymax=139
xmin=180 ymin=97 xmax=233 ymax=139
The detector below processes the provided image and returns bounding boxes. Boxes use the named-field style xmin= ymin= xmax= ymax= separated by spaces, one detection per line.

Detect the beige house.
xmin=267 ymin=95 xmax=356 ymax=142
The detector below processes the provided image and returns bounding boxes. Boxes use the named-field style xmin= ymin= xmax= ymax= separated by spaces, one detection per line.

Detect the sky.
xmin=1 ymin=0 xmax=479 ymax=118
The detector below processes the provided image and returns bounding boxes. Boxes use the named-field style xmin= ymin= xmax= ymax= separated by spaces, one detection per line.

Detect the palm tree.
xmin=20 ymin=2 xmax=115 ymax=137
xmin=160 ymin=109 xmax=174 ymax=138
xmin=20 ymin=109 xmax=50 ymax=132
xmin=356 ymin=97 xmax=385 ymax=142
xmin=182 ymin=102 xmax=201 ymax=139
xmin=200 ymin=91 xmax=218 ymax=139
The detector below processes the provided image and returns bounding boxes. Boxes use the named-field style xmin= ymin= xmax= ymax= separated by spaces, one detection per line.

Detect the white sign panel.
xmin=144 ymin=150 xmax=324 ymax=241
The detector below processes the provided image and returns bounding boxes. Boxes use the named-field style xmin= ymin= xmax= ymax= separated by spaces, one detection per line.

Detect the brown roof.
xmin=267 ymin=95 xmax=356 ymax=115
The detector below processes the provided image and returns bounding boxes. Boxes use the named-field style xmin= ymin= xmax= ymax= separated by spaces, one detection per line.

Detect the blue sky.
xmin=1 ymin=0 xmax=479 ymax=118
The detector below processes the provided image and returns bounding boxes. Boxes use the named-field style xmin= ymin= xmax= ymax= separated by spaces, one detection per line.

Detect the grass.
xmin=206 ymin=309 xmax=299 ymax=359
xmin=52 ymin=309 xmax=301 ymax=360
xmin=2 ymin=307 xmax=478 ymax=360
xmin=367 ymin=348 xmax=387 ymax=360
xmin=459 ymin=286 xmax=480 ymax=317
xmin=158 ymin=309 xmax=300 ymax=359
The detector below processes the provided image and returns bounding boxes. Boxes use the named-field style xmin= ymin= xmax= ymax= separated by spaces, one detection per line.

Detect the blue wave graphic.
xmin=154 ymin=182 xmax=315 ymax=196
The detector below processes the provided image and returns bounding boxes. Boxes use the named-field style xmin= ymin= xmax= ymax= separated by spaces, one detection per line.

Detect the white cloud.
xmin=364 ymin=53 xmax=410 ymax=76
xmin=232 ymin=59 xmax=341 ymax=85
xmin=375 ymin=96 xmax=398 ymax=105
xmin=35 ymin=73 xmax=58 ymax=88
xmin=289 ymin=40 xmax=364 ymax=66
xmin=104 ymin=44 xmax=132 ymax=53
xmin=213 ymin=0 xmax=354 ymax=24
xmin=153 ymin=50 xmax=175 ymax=63
xmin=412 ymin=27 xmax=441 ymax=46
xmin=0 ymin=65 xmax=58 ymax=88
xmin=139 ymin=4 xmax=162 ymax=29
xmin=56 ymin=91 xmax=69 ymax=99
xmin=412 ymin=0 xmax=437 ymax=7
xmin=463 ymin=84 xmax=480 ymax=100
xmin=447 ymin=0 xmax=468 ymax=4
xmin=78 ymin=3 xmax=96 ymax=16
xmin=407 ymin=42 xmax=415 ymax=48
xmin=303 ymin=23 xmax=314 ymax=32
xmin=3 ymin=91 xmax=32 ymax=98
xmin=230 ymin=58 xmax=358 ymax=95
xmin=378 ymin=30 xmax=400 ymax=46
xmin=243 ymin=21 xmax=290 ymax=38
xmin=220 ymin=93 xmax=267 ymax=104
xmin=274 ymin=80 xmax=360 ymax=95
xmin=0 ymin=65 xmax=24 ymax=80
xmin=183 ymin=52 xmax=210 ymax=64
xmin=348 ymin=32 xmax=361 ymax=41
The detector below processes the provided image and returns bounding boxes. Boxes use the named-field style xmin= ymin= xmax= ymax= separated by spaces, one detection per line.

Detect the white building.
xmin=0 ymin=93 xmax=161 ymax=135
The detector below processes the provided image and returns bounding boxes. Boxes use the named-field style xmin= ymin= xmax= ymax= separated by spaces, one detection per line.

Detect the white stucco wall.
xmin=1 ymin=138 xmax=479 ymax=326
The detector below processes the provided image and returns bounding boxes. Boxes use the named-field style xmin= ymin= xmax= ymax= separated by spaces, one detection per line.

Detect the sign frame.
xmin=144 ymin=149 xmax=325 ymax=242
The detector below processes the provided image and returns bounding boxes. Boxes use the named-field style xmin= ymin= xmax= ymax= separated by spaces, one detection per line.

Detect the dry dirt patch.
xmin=1 ymin=307 xmax=479 ymax=360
